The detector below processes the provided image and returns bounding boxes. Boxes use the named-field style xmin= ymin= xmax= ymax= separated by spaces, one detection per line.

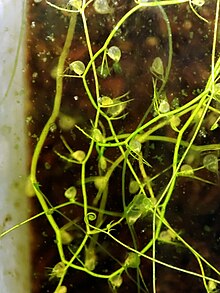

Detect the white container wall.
xmin=0 ymin=0 xmax=30 ymax=292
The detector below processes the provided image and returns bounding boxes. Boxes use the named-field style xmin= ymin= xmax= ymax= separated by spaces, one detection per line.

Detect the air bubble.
xmin=71 ymin=150 xmax=86 ymax=162
xmin=100 ymin=96 xmax=113 ymax=107
xmin=109 ymin=274 xmax=123 ymax=290
xmin=64 ymin=186 xmax=77 ymax=201
xmin=126 ymin=194 xmax=152 ymax=225
xmin=129 ymin=139 xmax=142 ymax=153
xmin=69 ymin=60 xmax=85 ymax=75
xmin=107 ymin=102 xmax=126 ymax=118
xmin=159 ymin=100 xmax=170 ymax=113
xmin=129 ymin=180 xmax=140 ymax=194
xmin=170 ymin=116 xmax=181 ymax=128
xmin=107 ymin=46 xmax=121 ymax=62
xmin=93 ymin=0 xmax=114 ymax=14
xmin=94 ymin=176 xmax=107 ymax=191
xmin=92 ymin=128 xmax=105 ymax=142
xmin=180 ymin=164 xmax=194 ymax=176
xmin=98 ymin=156 xmax=107 ymax=171
xmin=150 ymin=57 xmax=164 ymax=77
xmin=60 ymin=229 xmax=74 ymax=245
xmin=85 ymin=247 xmax=97 ymax=271
xmin=50 ymin=262 xmax=65 ymax=279
xmin=203 ymin=154 xmax=218 ymax=173
xmin=59 ymin=113 xmax=76 ymax=131
xmin=124 ymin=252 xmax=140 ymax=268
xmin=191 ymin=0 xmax=205 ymax=6
xmin=159 ymin=229 xmax=176 ymax=242
xmin=69 ymin=0 xmax=82 ymax=10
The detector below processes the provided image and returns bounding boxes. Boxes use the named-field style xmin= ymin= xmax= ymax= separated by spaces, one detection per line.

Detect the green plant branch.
xmin=30 ymin=13 xmax=77 ymax=261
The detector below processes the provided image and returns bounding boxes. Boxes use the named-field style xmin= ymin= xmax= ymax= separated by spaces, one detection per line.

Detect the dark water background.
xmin=26 ymin=1 xmax=220 ymax=292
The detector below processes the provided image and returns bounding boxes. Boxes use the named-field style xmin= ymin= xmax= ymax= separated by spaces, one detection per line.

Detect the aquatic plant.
xmin=1 ymin=0 xmax=220 ymax=292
